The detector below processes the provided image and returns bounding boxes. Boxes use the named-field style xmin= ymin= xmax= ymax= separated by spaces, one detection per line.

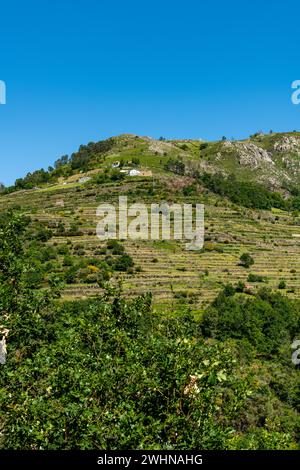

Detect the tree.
xmin=54 ymin=155 xmax=69 ymax=169
xmin=0 ymin=212 xmax=56 ymax=352
xmin=164 ymin=158 xmax=185 ymax=175
xmin=110 ymin=169 xmax=125 ymax=181
xmin=239 ymin=253 xmax=254 ymax=268
xmin=114 ymin=253 xmax=134 ymax=271
xmin=202 ymin=286 xmax=299 ymax=355
xmin=131 ymin=157 xmax=140 ymax=166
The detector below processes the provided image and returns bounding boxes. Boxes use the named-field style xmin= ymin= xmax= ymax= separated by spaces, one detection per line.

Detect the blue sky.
xmin=0 ymin=0 xmax=300 ymax=185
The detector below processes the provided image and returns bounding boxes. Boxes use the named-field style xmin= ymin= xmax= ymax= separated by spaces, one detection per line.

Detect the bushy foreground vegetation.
xmin=0 ymin=213 xmax=299 ymax=450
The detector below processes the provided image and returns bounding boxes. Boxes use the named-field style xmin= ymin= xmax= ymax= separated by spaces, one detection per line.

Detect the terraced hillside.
xmin=1 ymin=131 xmax=300 ymax=312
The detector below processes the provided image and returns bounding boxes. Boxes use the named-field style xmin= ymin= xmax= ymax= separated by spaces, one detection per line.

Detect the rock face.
xmin=148 ymin=139 xmax=175 ymax=155
xmin=195 ymin=134 xmax=300 ymax=189
xmin=235 ymin=143 xmax=274 ymax=167
xmin=271 ymin=136 xmax=300 ymax=177
xmin=273 ymin=136 xmax=300 ymax=153
xmin=159 ymin=133 xmax=300 ymax=190
xmin=222 ymin=141 xmax=274 ymax=168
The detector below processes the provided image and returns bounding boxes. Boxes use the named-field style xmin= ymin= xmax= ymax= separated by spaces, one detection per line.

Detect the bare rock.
xmin=235 ymin=143 xmax=274 ymax=167
xmin=273 ymin=136 xmax=300 ymax=153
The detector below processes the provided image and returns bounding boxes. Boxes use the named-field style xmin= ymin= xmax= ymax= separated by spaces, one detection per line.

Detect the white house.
xmin=129 ymin=169 xmax=141 ymax=177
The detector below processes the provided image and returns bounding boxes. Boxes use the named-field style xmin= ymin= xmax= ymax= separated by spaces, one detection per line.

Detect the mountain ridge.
xmin=2 ymin=131 xmax=300 ymax=196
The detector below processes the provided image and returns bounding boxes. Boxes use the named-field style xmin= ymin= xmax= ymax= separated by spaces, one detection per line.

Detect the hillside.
xmin=1 ymin=132 xmax=300 ymax=312
xmin=1 ymin=132 xmax=300 ymax=450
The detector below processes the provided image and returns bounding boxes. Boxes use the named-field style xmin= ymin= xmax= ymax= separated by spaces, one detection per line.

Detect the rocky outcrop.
xmin=221 ymin=141 xmax=274 ymax=168
xmin=148 ymin=139 xmax=175 ymax=155
xmin=273 ymin=136 xmax=300 ymax=153
xmin=235 ymin=143 xmax=274 ymax=167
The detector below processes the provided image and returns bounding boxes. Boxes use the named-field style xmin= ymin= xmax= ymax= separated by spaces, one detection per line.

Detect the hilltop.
xmin=4 ymin=131 xmax=300 ymax=195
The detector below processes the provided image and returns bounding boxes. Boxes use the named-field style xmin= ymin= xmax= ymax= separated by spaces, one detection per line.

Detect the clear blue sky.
xmin=1 ymin=0 xmax=300 ymax=185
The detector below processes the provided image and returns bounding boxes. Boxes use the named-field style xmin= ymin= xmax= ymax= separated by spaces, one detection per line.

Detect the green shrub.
xmin=114 ymin=253 xmax=134 ymax=272
xmin=202 ymin=287 xmax=299 ymax=355
xmin=248 ymin=273 xmax=265 ymax=283
xmin=240 ymin=253 xmax=254 ymax=268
